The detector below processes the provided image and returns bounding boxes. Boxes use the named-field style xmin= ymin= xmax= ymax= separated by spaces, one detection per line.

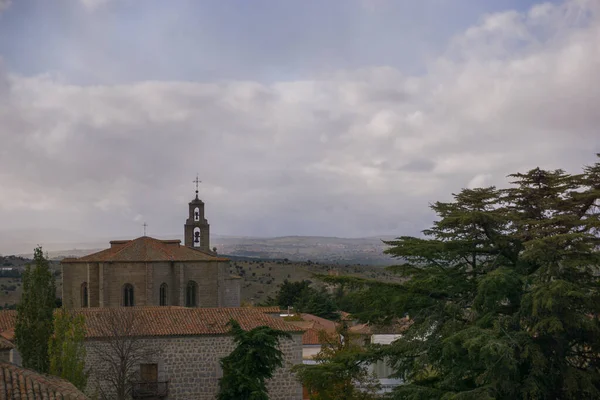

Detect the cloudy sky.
xmin=0 ymin=0 xmax=599 ymax=251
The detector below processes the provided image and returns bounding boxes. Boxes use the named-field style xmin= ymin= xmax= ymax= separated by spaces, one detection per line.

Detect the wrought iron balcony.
xmin=131 ymin=381 xmax=169 ymax=399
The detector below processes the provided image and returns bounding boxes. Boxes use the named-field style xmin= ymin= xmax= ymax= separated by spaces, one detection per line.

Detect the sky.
xmin=0 ymin=0 xmax=599 ymax=252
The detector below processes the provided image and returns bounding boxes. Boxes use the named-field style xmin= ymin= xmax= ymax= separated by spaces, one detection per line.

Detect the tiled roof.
xmin=0 ymin=311 xmax=16 ymax=334
xmin=0 ymin=329 xmax=13 ymax=342
xmin=349 ymin=317 xmax=413 ymax=335
xmin=248 ymin=306 xmax=282 ymax=314
xmin=62 ymin=236 xmax=229 ymax=263
xmin=0 ymin=308 xmax=303 ymax=340
xmin=285 ymin=314 xmax=339 ymax=345
xmin=301 ymin=328 xmax=332 ymax=345
xmin=339 ymin=311 xmax=353 ymax=320
xmin=300 ymin=314 xmax=337 ymax=332
xmin=0 ymin=362 xmax=88 ymax=399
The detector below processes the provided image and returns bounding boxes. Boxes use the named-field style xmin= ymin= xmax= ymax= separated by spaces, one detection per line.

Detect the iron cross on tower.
xmin=193 ymin=174 xmax=202 ymax=197
xmin=143 ymin=222 xmax=147 ymax=236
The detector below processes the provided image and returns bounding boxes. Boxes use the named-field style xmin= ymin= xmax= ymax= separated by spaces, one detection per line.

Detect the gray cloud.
xmin=0 ymin=0 xmax=10 ymax=14
xmin=0 ymin=0 xmax=599 ymax=252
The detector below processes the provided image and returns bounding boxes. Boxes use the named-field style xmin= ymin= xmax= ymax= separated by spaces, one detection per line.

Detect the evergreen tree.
xmin=265 ymin=279 xmax=340 ymax=320
xmin=275 ymin=279 xmax=312 ymax=309
xmin=217 ymin=319 xmax=291 ymax=400
xmin=324 ymin=157 xmax=600 ymax=399
xmin=15 ymin=247 xmax=56 ymax=373
xmin=49 ymin=308 xmax=88 ymax=390
xmin=296 ymin=287 xmax=340 ymax=321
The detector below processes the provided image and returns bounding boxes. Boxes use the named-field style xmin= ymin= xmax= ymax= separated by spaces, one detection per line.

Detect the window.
xmin=140 ymin=363 xmax=158 ymax=382
xmin=159 ymin=283 xmax=168 ymax=306
xmin=123 ymin=284 xmax=134 ymax=307
xmin=194 ymin=207 xmax=200 ymax=222
xmin=81 ymin=282 xmax=88 ymax=307
xmin=186 ymin=281 xmax=197 ymax=307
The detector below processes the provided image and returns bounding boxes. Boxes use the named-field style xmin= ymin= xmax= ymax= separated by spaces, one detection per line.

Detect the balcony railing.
xmin=131 ymin=381 xmax=169 ymax=398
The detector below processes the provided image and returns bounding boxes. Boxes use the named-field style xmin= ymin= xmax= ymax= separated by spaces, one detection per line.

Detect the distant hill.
xmin=8 ymin=234 xmax=399 ymax=266
xmin=212 ymin=235 xmax=397 ymax=266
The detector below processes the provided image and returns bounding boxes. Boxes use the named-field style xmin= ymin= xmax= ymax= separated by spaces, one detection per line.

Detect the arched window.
xmin=193 ymin=227 xmax=201 ymax=247
xmin=81 ymin=282 xmax=88 ymax=308
xmin=194 ymin=207 xmax=200 ymax=222
xmin=159 ymin=283 xmax=168 ymax=306
xmin=186 ymin=281 xmax=197 ymax=307
xmin=123 ymin=284 xmax=134 ymax=307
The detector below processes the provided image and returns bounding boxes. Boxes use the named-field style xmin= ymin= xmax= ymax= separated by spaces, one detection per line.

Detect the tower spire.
xmin=193 ymin=174 xmax=201 ymax=199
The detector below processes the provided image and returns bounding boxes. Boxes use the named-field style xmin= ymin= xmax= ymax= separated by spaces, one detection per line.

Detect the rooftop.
xmin=61 ymin=236 xmax=229 ymax=263
xmin=0 ymin=362 xmax=88 ymax=399
xmin=0 ymin=307 xmax=304 ymax=340
xmin=349 ymin=316 xmax=413 ymax=335
xmin=285 ymin=313 xmax=339 ymax=345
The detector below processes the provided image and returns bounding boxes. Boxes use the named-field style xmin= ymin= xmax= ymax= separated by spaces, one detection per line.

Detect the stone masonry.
xmin=62 ymin=258 xmax=239 ymax=309
xmin=85 ymin=333 xmax=303 ymax=400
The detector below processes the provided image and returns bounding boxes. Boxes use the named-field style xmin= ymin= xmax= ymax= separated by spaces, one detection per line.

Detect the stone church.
xmin=61 ymin=189 xmax=241 ymax=309
xmin=2 ymin=188 xmax=304 ymax=399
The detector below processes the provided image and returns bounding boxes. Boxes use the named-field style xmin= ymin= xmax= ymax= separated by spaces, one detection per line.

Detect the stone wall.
xmin=221 ymin=276 xmax=241 ymax=307
xmin=85 ymin=333 xmax=303 ymax=400
xmin=63 ymin=259 xmax=235 ymax=309
xmin=150 ymin=262 xmax=176 ymax=306
xmin=62 ymin=263 xmax=88 ymax=308
xmin=104 ymin=263 xmax=149 ymax=307
xmin=182 ymin=262 xmax=220 ymax=307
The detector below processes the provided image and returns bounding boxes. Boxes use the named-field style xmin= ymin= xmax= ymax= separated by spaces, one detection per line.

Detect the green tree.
xmin=293 ymin=323 xmax=380 ymax=400
xmin=15 ymin=246 xmax=56 ymax=373
xmin=264 ymin=279 xmax=340 ymax=320
xmin=217 ymin=319 xmax=291 ymax=400
xmin=275 ymin=279 xmax=311 ymax=308
xmin=296 ymin=287 xmax=340 ymax=321
xmin=324 ymin=157 xmax=600 ymax=399
xmin=49 ymin=308 xmax=88 ymax=390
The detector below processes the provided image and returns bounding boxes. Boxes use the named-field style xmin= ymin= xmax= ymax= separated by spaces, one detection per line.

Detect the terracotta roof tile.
xmin=0 ymin=311 xmax=16 ymax=334
xmin=0 ymin=329 xmax=13 ymax=342
xmin=284 ymin=314 xmax=339 ymax=345
xmin=349 ymin=317 xmax=413 ymax=335
xmin=300 ymin=314 xmax=337 ymax=332
xmin=61 ymin=236 xmax=229 ymax=263
xmin=339 ymin=311 xmax=353 ymax=320
xmin=248 ymin=306 xmax=282 ymax=314
xmin=0 ymin=307 xmax=303 ymax=340
xmin=0 ymin=362 xmax=88 ymax=399
xmin=301 ymin=328 xmax=335 ymax=345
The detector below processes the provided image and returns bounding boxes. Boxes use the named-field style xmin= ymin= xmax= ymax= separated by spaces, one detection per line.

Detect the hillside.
xmin=212 ymin=235 xmax=397 ymax=265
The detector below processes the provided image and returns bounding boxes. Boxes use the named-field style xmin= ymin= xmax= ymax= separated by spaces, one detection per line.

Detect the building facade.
xmin=86 ymin=334 xmax=303 ymax=400
xmin=0 ymin=307 xmax=304 ymax=400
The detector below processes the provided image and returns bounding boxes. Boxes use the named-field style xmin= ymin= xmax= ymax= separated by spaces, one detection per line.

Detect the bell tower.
xmin=184 ymin=176 xmax=210 ymax=252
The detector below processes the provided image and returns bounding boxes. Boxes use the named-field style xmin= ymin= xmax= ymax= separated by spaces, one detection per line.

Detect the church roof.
xmin=62 ymin=236 xmax=228 ymax=263
xmin=0 ymin=307 xmax=304 ymax=339
xmin=0 ymin=362 xmax=89 ymax=399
